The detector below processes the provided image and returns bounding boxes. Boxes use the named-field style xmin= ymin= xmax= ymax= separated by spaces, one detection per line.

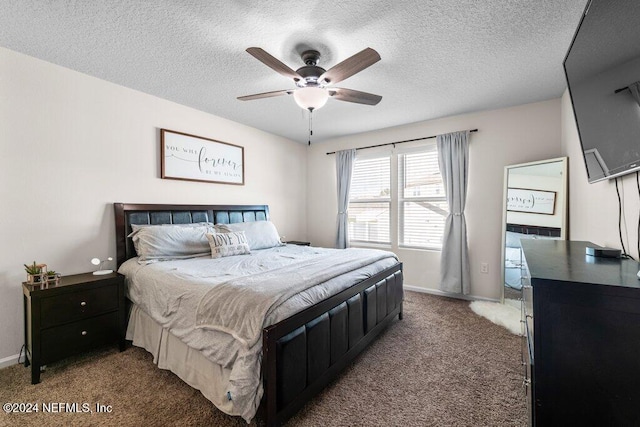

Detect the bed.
xmin=114 ymin=203 xmax=403 ymax=426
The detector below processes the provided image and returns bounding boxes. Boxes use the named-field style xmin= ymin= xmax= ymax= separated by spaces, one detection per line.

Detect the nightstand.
xmin=285 ymin=241 xmax=311 ymax=246
xmin=22 ymin=272 xmax=126 ymax=384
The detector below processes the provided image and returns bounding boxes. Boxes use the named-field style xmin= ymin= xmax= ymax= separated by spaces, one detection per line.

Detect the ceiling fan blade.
xmin=319 ymin=48 xmax=381 ymax=85
xmin=246 ymin=47 xmax=302 ymax=81
xmin=329 ymin=88 xmax=382 ymax=105
xmin=237 ymin=89 xmax=293 ymax=101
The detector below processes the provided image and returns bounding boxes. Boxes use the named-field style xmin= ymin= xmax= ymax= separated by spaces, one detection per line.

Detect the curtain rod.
xmin=325 ymin=129 xmax=478 ymax=155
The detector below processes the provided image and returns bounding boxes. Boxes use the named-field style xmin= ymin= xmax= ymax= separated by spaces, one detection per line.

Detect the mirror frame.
xmin=500 ymin=156 xmax=568 ymax=302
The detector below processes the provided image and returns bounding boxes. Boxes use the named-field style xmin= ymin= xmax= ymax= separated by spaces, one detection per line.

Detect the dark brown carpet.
xmin=0 ymin=292 xmax=526 ymax=426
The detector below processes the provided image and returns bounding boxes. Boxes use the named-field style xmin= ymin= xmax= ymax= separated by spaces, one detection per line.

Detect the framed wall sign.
xmin=161 ymin=129 xmax=244 ymax=185
xmin=506 ymin=188 xmax=556 ymax=215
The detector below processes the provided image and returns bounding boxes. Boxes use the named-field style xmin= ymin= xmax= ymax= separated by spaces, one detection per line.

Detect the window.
xmin=347 ymin=143 xmax=447 ymax=249
xmin=348 ymin=156 xmax=391 ymax=244
xmin=398 ymin=147 xmax=447 ymax=249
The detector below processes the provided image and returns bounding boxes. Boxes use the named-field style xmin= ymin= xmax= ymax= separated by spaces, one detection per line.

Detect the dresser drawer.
xmin=40 ymin=311 xmax=119 ymax=364
xmin=40 ymin=284 xmax=119 ymax=328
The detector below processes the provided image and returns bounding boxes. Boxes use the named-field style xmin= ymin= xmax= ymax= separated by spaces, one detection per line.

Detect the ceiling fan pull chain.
xmin=308 ymin=108 xmax=313 ymax=145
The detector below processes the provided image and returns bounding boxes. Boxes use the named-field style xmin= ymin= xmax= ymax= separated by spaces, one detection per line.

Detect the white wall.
xmin=561 ymin=90 xmax=640 ymax=257
xmin=0 ymin=47 xmax=308 ymax=362
xmin=307 ymin=99 xmax=562 ymax=300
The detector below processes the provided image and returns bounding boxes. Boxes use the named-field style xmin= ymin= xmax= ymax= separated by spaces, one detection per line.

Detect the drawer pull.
xmin=81 ymin=331 xmax=87 ymax=336
xmin=80 ymin=301 xmax=87 ymax=307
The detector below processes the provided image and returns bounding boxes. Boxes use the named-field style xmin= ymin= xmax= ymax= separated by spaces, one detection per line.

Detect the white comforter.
xmin=119 ymin=245 xmax=398 ymax=422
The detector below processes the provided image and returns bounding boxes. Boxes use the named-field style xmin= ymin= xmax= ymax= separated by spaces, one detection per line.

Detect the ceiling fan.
xmin=237 ymin=47 xmax=382 ymax=112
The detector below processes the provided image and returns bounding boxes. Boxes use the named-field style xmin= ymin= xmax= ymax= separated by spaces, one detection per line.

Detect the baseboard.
xmin=403 ymin=284 xmax=499 ymax=303
xmin=0 ymin=353 xmax=21 ymax=369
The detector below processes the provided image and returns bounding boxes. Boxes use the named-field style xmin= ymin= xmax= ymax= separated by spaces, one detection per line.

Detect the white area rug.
xmin=469 ymin=298 xmax=522 ymax=335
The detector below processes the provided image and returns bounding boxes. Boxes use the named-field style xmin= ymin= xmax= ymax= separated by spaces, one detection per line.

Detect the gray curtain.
xmin=335 ymin=149 xmax=356 ymax=249
xmin=437 ymin=131 xmax=470 ymax=294
xmin=629 ymin=82 xmax=640 ymax=107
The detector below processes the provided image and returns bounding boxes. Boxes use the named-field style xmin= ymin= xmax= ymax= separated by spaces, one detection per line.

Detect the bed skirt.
xmin=126 ymin=304 xmax=260 ymax=419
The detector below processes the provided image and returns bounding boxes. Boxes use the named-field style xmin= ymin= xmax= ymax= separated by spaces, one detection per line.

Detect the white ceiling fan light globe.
xmin=293 ymin=87 xmax=329 ymax=111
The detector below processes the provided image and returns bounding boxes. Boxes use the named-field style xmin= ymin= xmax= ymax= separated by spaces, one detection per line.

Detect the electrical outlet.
xmin=480 ymin=263 xmax=488 ymax=274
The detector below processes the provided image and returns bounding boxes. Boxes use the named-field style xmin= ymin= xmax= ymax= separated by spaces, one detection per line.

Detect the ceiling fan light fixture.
xmin=293 ymin=87 xmax=329 ymax=111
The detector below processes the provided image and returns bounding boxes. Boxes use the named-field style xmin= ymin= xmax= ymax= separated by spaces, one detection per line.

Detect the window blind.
xmin=399 ymin=148 xmax=448 ymax=249
xmin=346 ymin=145 xmax=447 ymax=249
xmin=348 ymin=156 xmax=391 ymax=244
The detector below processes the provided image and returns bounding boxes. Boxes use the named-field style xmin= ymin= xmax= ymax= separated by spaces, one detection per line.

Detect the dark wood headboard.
xmin=114 ymin=203 xmax=270 ymax=268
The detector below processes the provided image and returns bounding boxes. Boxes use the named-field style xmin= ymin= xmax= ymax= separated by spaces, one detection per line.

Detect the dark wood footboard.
xmin=262 ymin=262 xmax=403 ymax=426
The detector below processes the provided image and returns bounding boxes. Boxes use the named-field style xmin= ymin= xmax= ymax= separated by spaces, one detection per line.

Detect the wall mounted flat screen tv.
xmin=564 ymin=0 xmax=640 ymax=183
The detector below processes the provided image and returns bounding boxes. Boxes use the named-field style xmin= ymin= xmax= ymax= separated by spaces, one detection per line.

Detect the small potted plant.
xmin=24 ymin=261 xmax=43 ymax=284
xmin=46 ymin=270 xmax=60 ymax=284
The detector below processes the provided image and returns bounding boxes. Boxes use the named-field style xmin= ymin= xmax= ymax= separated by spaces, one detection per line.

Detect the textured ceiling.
xmin=0 ymin=0 xmax=587 ymax=143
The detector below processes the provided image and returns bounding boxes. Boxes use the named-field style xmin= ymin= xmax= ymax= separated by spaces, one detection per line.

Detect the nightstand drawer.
xmin=40 ymin=284 xmax=118 ymax=328
xmin=40 ymin=311 xmax=119 ymax=364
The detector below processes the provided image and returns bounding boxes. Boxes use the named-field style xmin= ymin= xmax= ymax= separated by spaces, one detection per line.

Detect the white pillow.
xmin=206 ymin=232 xmax=251 ymax=259
xmin=215 ymin=221 xmax=283 ymax=250
xmin=131 ymin=224 xmax=214 ymax=263
xmin=128 ymin=222 xmax=212 ymax=238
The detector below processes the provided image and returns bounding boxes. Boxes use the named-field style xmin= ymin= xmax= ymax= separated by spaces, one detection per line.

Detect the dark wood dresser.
xmin=520 ymin=240 xmax=640 ymax=426
xmin=23 ymin=272 xmax=126 ymax=384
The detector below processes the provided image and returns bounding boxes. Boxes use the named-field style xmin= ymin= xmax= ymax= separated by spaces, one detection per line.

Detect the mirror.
xmin=501 ymin=157 xmax=568 ymax=302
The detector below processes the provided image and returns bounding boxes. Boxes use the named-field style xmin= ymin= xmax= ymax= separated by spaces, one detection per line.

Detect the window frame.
xmin=347 ymin=143 xmax=447 ymax=251
xmin=347 ymin=151 xmax=392 ymax=245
